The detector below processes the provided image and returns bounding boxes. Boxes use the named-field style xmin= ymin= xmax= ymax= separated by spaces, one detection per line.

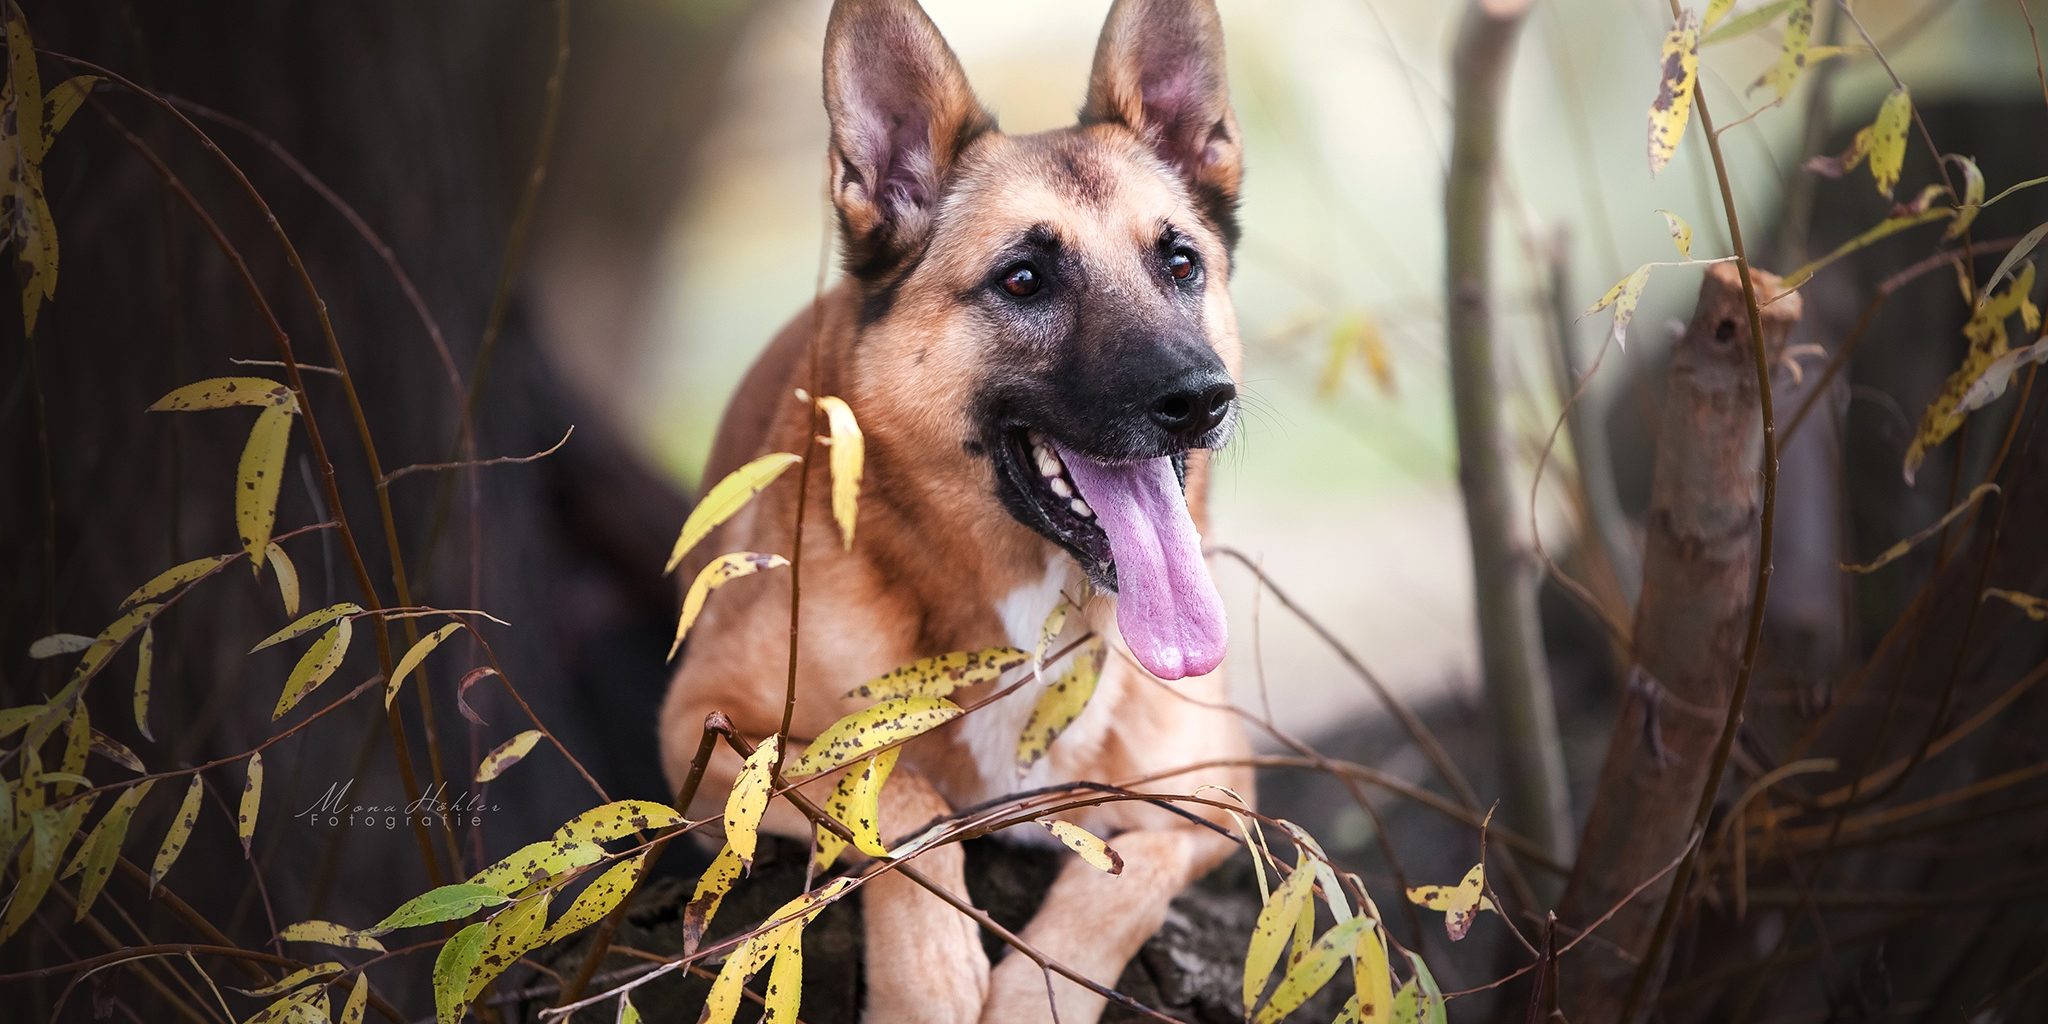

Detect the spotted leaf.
xmin=119 ymin=554 xmax=234 ymax=610
xmin=541 ymin=854 xmax=645 ymax=943
xmin=63 ymin=781 xmax=151 ymax=923
xmin=684 ymin=841 xmax=744 ymax=955
xmin=786 ymin=697 xmax=962 ymax=778
xmin=724 ymin=736 xmax=780 ymax=870
xmin=372 ymin=883 xmax=510 ymax=934
xmin=150 ymin=775 xmax=205 ymax=894
xmin=388 ymin=622 xmax=461 ymax=710
xmin=467 ymin=837 xmax=604 ymax=897
xmin=1390 ymin=951 xmax=1446 ymax=1024
xmin=1753 ymin=0 xmax=1814 ymax=100
xmin=1255 ymin=916 xmax=1371 ymax=1024
xmin=1405 ymin=863 xmax=1495 ymax=941
xmin=252 ymin=603 xmax=364 ymax=652
xmin=1354 ymin=920 xmax=1395 ymax=1024
xmin=553 ymin=799 xmax=686 ymax=845
xmin=845 ymin=646 xmax=1028 ymax=702
xmin=233 ymin=962 xmax=343 ymax=998
xmin=1657 ymin=209 xmax=1694 ymax=259
xmin=1647 ymin=10 xmax=1701 ymax=176
xmin=1905 ymin=262 xmax=2040 ymax=483
xmin=1866 ymin=88 xmax=1912 ymax=198
xmin=273 ymin=618 xmax=353 ymax=720
xmin=1985 ymin=589 xmax=2048 ymax=621
xmin=813 ymin=747 xmax=899 ymax=874
xmin=463 ymin=891 xmax=551 ymax=1001
xmin=669 ymin=552 xmax=789 ymax=658
xmin=0 ymin=809 xmax=61 ymax=943
xmin=1244 ymin=855 xmax=1319 ymax=1014
xmin=237 ymin=401 xmax=297 ymax=570
xmin=762 ymin=929 xmax=805 ymax=1024
xmin=1946 ymin=154 xmax=1986 ymax=240
xmin=1017 ymin=639 xmax=1106 ymax=773
xmin=278 ymin=919 xmax=387 ymax=952
xmin=1042 ymin=819 xmax=1123 ymax=874
xmin=475 ymin=729 xmax=543 ymax=783
xmin=147 ymin=376 xmax=293 ymax=412
xmin=237 ymin=751 xmax=263 ymax=857
xmin=1581 ymin=265 xmax=1654 ymax=349
xmin=431 ymin=922 xmax=487 ymax=1024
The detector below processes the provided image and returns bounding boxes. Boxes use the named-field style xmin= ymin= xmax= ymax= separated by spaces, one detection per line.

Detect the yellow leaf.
xmin=1905 ymin=262 xmax=2039 ymax=483
xmin=703 ymin=880 xmax=850 ymax=1024
xmin=1754 ymin=0 xmax=1815 ymax=100
xmin=762 ymin=930 xmax=805 ymax=1024
xmin=541 ymin=854 xmax=646 ymax=943
xmin=817 ymin=395 xmax=864 ymax=550
xmin=1706 ymin=0 xmax=1796 ymax=46
xmin=1017 ymin=639 xmax=1106 ymax=772
xmin=1980 ymin=222 xmax=2048 ymax=306
xmin=813 ymin=747 xmax=899 ymax=873
xmin=619 ymin=995 xmax=643 ymax=1024
xmin=252 ymin=602 xmax=364 ymax=652
xmin=1962 ymin=336 xmax=2048 ymax=414
xmin=1035 ymin=597 xmax=1072 ymax=671
xmin=669 ymin=551 xmax=790 ymax=659
xmin=147 ymin=376 xmax=294 ymax=412
xmin=133 ymin=626 xmax=155 ymax=740
xmin=1404 ymin=863 xmax=1495 ymax=941
xmin=786 ymin=697 xmax=963 ymax=778
xmin=273 ymin=618 xmax=353 ymax=720
xmin=1985 ymin=588 xmax=2048 ymax=621
xmin=388 ymin=623 xmax=462 ymax=710
xmin=66 ymin=780 xmax=152 ymax=920
xmin=243 ymin=987 xmax=331 ymax=1024
xmin=553 ymin=800 xmax=687 ymax=845
xmin=1843 ymin=483 xmax=1999 ymax=573
xmin=845 ymin=646 xmax=1029 ymax=702
xmin=1702 ymin=0 xmax=1738 ymax=32
xmin=1782 ymin=206 xmax=1953 ymax=291
xmin=684 ymin=841 xmax=745 ymax=954
xmin=6 ymin=6 xmax=45 ymax=163
xmin=340 ymin=975 xmax=368 ymax=1024
xmin=1657 ymin=209 xmax=1694 ymax=259
xmin=1646 ymin=10 xmax=1701 ymax=176
xmin=151 ymin=776 xmax=205 ymax=894
xmin=265 ymin=542 xmax=301 ymax=616
xmin=664 ymin=452 xmax=801 ymax=574
xmin=1318 ymin=314 xmax=1396 ymax=399
xmin=0 ymin=809 xmax=60 ymax=943
xmin=1582 ymin=266 xmax=1654 ymax=350
xmin=724 ymin=735 xmax=781 ymax=870
xmin=233 ymin=962 xmax=343 ymax=998
xmin=238 ymin=752 xmax=264 ymax=857
xmin=1255 ymin=916 xmax=1370 ymax=1024
xmin=119 ymin=554 xmax=234 ymax=610
xmin=1243 ymin=856 xmax=1318 ymax=1014
xmin=467 ymin=838 xmax=604 ymax=896
xmin=238 ymin=401 xmax=296 ymax=570
xmin=277 ymin=919 xmax=388 ymax=952
xmin=1866 ymin=88 xmax=1912 ymax=199
xmin=1041 ymin=820 xmax=1123 ymax=874
xmin=1355 ymin=920 xmax=1395 ymax=1024
xmin=475 ymin=729 xmax=544 ymax=783
xmin=1946 ymin=154 xmax=1986 ymax=240
xmin=464 ymin=891 xmax=551 ymax=1000
xmin=431 ymin=922 xmax=487 ymax=1024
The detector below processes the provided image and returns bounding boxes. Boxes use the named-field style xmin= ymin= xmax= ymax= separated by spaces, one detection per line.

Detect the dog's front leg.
xmin=979 ymin=825 xmax=1236 ymax=1024
xmin=864 ymin=768 xmax=990 ymax=1024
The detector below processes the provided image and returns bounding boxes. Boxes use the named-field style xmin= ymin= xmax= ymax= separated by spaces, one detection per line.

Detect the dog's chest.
xmin=947 ymin=558 xmax=1120 ymax=806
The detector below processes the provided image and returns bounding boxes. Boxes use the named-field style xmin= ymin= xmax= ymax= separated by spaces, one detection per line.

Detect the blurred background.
xmin=8 ymin=0 xmax=2048 ymax=1019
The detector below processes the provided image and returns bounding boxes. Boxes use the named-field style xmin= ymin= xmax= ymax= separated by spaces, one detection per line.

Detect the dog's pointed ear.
xmin=1082 ymin=0 xmax=1242 ymax=229
xmin=824 ymin=0 xmax=993 ymax=273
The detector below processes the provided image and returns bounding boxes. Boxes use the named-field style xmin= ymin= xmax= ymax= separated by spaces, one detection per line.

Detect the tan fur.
xmin=660 ymin=3 xmax=1251 ymax=1021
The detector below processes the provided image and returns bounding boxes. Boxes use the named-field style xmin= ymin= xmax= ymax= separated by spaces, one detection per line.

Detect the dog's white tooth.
xmin=1049 ymin=477 xmax=1073 ymax=498
xmin=1072 ymin=498 xmax=1093 ymax=518
xmin=1036 ymin=452 xmax=1060 ymax=475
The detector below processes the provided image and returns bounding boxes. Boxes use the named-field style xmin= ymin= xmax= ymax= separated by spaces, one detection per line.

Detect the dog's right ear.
xmin=824 ymin=0 xmax=992 ymax=275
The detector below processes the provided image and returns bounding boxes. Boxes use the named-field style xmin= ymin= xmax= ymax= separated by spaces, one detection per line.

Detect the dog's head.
xmin=826 ymin=0 xmax=1242 ymax=680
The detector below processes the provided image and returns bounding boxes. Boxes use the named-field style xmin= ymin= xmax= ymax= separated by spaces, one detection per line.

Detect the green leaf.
xmin=372 ymin=883 xmax=511 ymax=934
xmin=431 ymin=922 xmax=488 ymax=1024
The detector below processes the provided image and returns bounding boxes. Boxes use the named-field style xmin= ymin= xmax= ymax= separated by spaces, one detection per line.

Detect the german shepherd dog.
xmin=660 ymin=1 xmax=1251 ymax=1019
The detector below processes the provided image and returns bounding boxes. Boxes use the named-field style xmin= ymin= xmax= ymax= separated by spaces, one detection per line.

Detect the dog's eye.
xmin=1166 ymin=248 xmax=1198 ymax=282
xmin=1000 ymin=263 xmax=1041 ymax=299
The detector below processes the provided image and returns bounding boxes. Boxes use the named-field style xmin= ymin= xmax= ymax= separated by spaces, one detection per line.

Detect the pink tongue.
xmin=1055 ymin=447 xmax=1227 ymax=680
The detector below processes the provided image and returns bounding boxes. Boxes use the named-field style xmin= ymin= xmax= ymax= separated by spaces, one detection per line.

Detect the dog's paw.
xmin=863 ymin=911 xmax=988 ymax=1024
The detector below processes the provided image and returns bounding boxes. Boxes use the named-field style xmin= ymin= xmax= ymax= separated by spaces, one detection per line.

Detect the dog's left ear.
xmin=1082 ymin=0 xmax=1242 ymax=230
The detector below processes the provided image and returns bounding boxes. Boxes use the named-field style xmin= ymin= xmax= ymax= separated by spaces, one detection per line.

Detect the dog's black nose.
xmin=1148 ymin=374 xmax=1237 ymax=441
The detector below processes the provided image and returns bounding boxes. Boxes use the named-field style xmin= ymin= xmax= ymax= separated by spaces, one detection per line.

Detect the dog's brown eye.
xmin=1001 ymin=263 xmax=1041 ymax=298
xmin=1167 ymin=249 xmax=1197 ymax=281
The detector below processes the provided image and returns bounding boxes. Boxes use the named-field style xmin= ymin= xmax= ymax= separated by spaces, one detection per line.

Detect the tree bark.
xmin=1556 ymin=263 xmax=1802 ymax=1023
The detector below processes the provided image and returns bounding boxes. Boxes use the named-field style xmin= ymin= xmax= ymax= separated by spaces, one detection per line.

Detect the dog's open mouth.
xmin=995 ymin=426 xmax=1227 ymax=680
